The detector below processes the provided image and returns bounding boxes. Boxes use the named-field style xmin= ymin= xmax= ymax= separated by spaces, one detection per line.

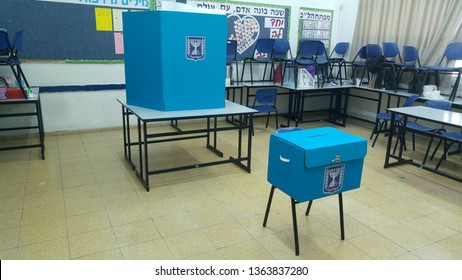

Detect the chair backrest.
xmin=297 ymin=40 xmax=320 ymax=59
xmin=423 ymin=100 xmax=452 ymax=111
xmin=403 ymin=95 xmax=419 ymax=107
xmin=329 ymin=42 xmax=350 ymax=59
xmin=272 ymin=38 xmax=292 ymax=59
xmin=254 ymin=88 xmax=277 ymax=106
xmin=351 ymin=46 xmax=367 ymax=63
xmin=297 ymin=40 xmax=326 ymax=60
xmin=383 ymin=42 xmax=402 ymax=62
xmin=329 ymin=42 xmax=349 ymax=59
xmin=366 ymin=44 xmax=382 ymax=58
xmin=252 ymin=38 xmax=275 ymax=61
xmin=226 ymin=40 xmax=237 ymax=65
xmin=438 ymin=43 xmax=462 ymax=65
xmin=402 ymin=45 xmax=421 ymax=67
xmin=0 ymin=29 xmax=11 ymax=56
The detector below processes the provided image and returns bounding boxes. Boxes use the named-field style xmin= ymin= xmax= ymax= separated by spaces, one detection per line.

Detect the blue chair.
xmin=328 ymin=42 xmax=349 ymax=85
xmin=370 ymin=94 xmax=419 ymax=147
xmin=421 ymin=43 xmax=462 ymax=101
xmin=249 ymin=88 xmax=278 ymax=134
xmin=429 ymin=131 xmax=462 ymax=170
xmin=272 ymin=38 xmax=295 ymax=85
xmin=348 ymin=46 xmax=368 ymax=83
xmin=226 ymin=40 xmax=239 ymax=85
xmin=405 ymin=100 xmax=452 ymax=152
xmin=364 ymin=44 xmax=383 ymax=87
xmin=0 ymin=29 xmax=29 ymax=97
xmin=382 ymin=42 xmax=403 ymax=92
xmin=398 ymin=46 xmax=427 ymax=93
xmin=294 ymin=40 xmax=329 ymax=88
xmin=240 ymin=38 xmax=275 ymax=84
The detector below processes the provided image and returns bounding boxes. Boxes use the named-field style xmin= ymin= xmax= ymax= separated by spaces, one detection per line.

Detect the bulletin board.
xmin=298 ymin=7 xmax=334 ymax=53
xmin=186 ymin=1 xmax=291 ymax=61
xmin=0 ymin=0 xmax=149 ymax=61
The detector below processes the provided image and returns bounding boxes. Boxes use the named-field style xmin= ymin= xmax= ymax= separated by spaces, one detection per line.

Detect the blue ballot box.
xmin=263 ymin=127 xmax=367 ymax=255
xmin=268 ymin=127 xmax=367 ymax=202
xmin=123 ymin=11 xmax=226 ymax=111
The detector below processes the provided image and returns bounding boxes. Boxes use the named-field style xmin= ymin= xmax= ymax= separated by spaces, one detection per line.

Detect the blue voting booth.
xmin=123 ymin=11 xmax=227 ymax=111
xmin=263 ymin=127 xmax=367 ymax=255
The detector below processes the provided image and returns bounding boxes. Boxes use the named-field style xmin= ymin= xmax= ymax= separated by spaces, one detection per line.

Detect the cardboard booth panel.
xmin=268 ymin=127 xmax=367 ymax=203
xmin=123 ymin=11 xmax=227 ymax=111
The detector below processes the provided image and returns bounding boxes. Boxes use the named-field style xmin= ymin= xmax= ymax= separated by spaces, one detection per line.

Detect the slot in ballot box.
xmin=263 ymin=127 xmax=367 ymax=255
xmin=123 ymin=10 xmax=226 ymax=111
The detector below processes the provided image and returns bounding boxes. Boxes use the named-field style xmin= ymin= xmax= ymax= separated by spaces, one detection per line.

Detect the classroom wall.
xmin=0 ymin=0 xmax=360 ymax=133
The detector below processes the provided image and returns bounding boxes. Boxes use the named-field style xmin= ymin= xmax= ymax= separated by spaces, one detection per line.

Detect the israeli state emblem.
xmin=323 ymin=164 xmax=345 ymax=194
xmin=186 ymin=36 xmax=206 ymax=61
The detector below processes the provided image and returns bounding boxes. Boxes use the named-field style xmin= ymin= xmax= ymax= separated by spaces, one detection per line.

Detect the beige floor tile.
xmin=98 ymin=179 xmax=134 ymax=195
xmin=348 ymin=232 xmax=407 ymax=259
xmin=154 ymin=211 xmax=199 ymax=237
xmin=144 ymin=197 xmax=187 ymax=218
xmin=62 ymin=174 xmax=96 ymax=189
xmin=374 ymin=201 xmax=425 ymax=222
xmin=2 ymin=121 xmax=461 ymax=260
xmin=188 ymin=205 xmax=234 ymax=228
xmin=0 ymin=248 xmax=18 ymax=260
xmin=0 ymin=227 xmax=20 ymax=251
xmin=0 ymin=210 xmax=22 ymax=229
xmin=412 ymin=234 xmax=462 ymax=259
xmin=113 ymin=219 xmax=160 ymax=247
xmin=60 ymin=157 xmax=93 ymax=177
xmin=318 ymin=241 xmax=373 ymax=260
xmin=68 ymin=228 xmax=119 ymax=259
xmin=376 ymin=223 xmax=435 ymax=251
xmin=19 ymin=218 xmax=67 ymax=246
xmin=102 ymin=190 xmax=142 ymax=211
xmin=406 ymin=216 xmax=458 ymax=242
xmin=349 ymin=207 xmax=400 ymax=230
xmin=17 ymin=238 xmax=69 ymax=260
xmin=238 ymin=213 xmax=290 ymax=238
xmin=76 ymin=248 xmax=124 ymax=260
xmin=0 ymin=183 xmax=26 ymax=199
xmin=256 ymin=231 xmax=305 ymax=259
xmin=427 ymin=207 xmax=462 ymax=232
xmin=63 ymin=184 xmax=100 ymax=202
xmin=65 ymin=196 xmax=105 ymax=217
xmin=219 ymin=240 xmax=274 ymax=260
xmin=204 ymin=221 xmax=253 ymax=248
xmin=185 ymin=250 xmax=224 ymax=260
xmin=0 ymin=196 xmax=24 ymax=213
xmin=107 ymin=204 xmax=150 ymax=226
xmin=23 ymin=189 xmax=64 ymax=209
xmin=22 ymin=202 xmax=65 ymax=225
xmin=67 ymin=211 xmax=111 ymax=236
xmin=178 ymin=191 xmax=220 ymax=211
xmin=120 ymin=239 xmax=173 ymax=260
xmin=164 ymin=229 xmax=216 ymax=259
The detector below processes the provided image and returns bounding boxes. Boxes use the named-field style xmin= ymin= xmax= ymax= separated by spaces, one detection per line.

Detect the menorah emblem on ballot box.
xmin=186 ymin=36 xmax=206 ymax=61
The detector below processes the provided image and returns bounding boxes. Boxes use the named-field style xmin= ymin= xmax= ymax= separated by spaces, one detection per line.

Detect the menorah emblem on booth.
xmin=186 ymin=36 xmax=206 ymax=61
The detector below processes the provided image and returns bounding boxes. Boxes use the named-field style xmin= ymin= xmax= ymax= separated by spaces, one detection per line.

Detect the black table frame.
xmin=0 ymin=96 xmax=45 ymax=159
xmin=119 ymin=100 xmax=255 ymax=192
xmin=384 ymin=106 xmax=462 ymax=183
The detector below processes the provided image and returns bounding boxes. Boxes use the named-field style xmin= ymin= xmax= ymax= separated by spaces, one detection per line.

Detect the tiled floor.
xmin=1 ymin=117 xmax=462 ymax=260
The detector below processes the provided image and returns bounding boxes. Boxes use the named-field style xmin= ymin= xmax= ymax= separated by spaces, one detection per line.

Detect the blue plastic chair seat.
xmin=253 ymin=105 xmax=276 ymax=113
xmin=406 ymin=122 xmax=438 ymax=132
xmin=439 ymin=131 xmax=462 ymax=142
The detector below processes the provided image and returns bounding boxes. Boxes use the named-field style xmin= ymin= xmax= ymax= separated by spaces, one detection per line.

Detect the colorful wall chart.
xmin=298 ymin=7 xmax=334 ymax=52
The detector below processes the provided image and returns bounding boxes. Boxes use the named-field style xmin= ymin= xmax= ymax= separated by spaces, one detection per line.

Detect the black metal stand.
xmin=263 ymin=185 xmax=345 ymax=256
